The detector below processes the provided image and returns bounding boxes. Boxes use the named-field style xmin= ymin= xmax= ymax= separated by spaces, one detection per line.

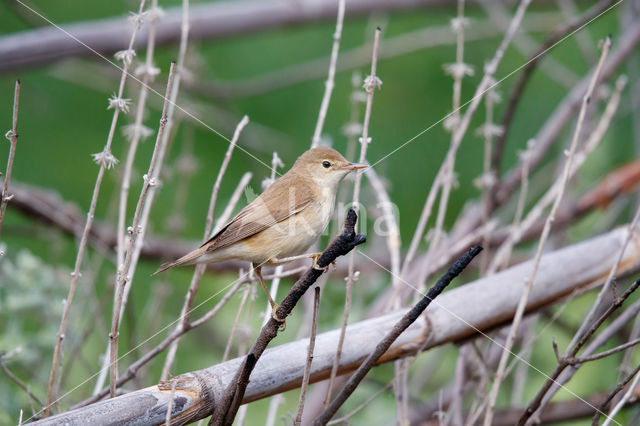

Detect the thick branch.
xmin=2 ymin=0 xmax=473 ymax=73
xmin=31 ymin=225 xmax=640 ymax=425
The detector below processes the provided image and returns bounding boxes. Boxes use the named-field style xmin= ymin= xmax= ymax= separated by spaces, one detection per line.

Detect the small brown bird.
xmin=154 ymin=147 xmax=367 ymax=318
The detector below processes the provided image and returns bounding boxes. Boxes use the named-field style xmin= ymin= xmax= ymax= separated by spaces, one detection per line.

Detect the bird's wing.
xmin=202 ymin=177 xmax=313 ymax=252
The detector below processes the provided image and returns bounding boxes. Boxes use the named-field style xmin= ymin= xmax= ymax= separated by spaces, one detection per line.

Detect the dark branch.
xmin=314 ymin=245 xmax=482 ymax=425
xmin=518 ymin=279 xmax=640 ymax=425
xmin=211 ymin=209 xmax=366 ymax=426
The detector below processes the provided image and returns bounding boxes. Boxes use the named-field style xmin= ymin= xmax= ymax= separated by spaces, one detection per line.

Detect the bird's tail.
xmin=152 ymin=247 xmax=206 ymax=276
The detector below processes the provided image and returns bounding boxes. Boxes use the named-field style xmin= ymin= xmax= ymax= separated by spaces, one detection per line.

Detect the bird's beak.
xmin=342 ymin=163 xmax=369 ymax=171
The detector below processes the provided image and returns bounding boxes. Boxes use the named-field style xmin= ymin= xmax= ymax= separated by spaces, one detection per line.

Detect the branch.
xmin=449 ymin=18 xmax=640 ymax=251
xmin=1 ymin=0 xmax=475 ymax=73
xmin=490 ymin=0 xmax=614 ymax=188
xmin=212 ymin=209 xmax=366 ymax=426
xmin=6 ymin=180 xmax=390 ymax=275
xmin=0 ymin=79 xmax=20 ymax=242
xmin=29 ymin=226 xmax=640 ymax=425
xmin=314 ymin=246 xmax=482 ymax=425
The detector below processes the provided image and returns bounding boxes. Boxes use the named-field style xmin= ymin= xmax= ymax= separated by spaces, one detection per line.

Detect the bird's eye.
xmin=322 ymin=160 xmax=331 ymax=168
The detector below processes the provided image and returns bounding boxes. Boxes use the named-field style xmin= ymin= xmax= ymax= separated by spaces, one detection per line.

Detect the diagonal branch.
xmin=212 ymin=209 xmax=366 ymax=426
xmin=314 ymin=245 xmax=482 ymax=425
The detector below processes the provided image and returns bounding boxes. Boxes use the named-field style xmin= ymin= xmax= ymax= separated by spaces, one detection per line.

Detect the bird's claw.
xmin=312 ymin=254 xmax=334 ymax=272
xmin=271 ymin=303 xmax=286 ymax=331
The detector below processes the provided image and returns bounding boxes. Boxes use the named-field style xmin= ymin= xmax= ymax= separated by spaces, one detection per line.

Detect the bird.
xmin=154 ymin=146 xmax=367 ymax=322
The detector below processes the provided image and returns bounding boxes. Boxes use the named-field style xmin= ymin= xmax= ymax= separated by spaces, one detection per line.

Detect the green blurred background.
xmin=0 ymin=0 xmax=636 ymax=424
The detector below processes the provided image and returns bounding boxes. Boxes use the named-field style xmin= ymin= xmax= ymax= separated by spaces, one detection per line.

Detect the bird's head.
xmin=292 ymin=147 xmax=368 ymax=190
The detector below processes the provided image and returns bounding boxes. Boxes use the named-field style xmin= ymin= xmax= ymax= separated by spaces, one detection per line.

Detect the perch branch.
xmin=212 ymin=209 xmax=366 ymax=426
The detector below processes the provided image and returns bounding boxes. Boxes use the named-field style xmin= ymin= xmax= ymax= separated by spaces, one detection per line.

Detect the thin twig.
xmin=0 ymin=79 xmax=20 ymax=242
xmin=565 ymin=337 xmax=640 ymax=365
xmin=310 ymin=0 xmax=345 ymax=148
xmin=519 ymin=279 xmax=640 ymax=425
xmin=490 ymin=0 xmax=614 ymax=187
xmin=78 ymin=276 xmax=245 ymax=406
xmin=165 ymin=381 xmax=177 ymax=425
xmin=160 ymin=115 xmax=248 ymax=380
xmin=222 ymin=284 xmax=251 ymax=363
xmin=116 ymin=0 xmax=191 ymax=357
xmin=402 ymin=0 xmax=531 ymax=285
xmin=45 ymin=1 xmax=147 ymax=414
xmin=0 ymin=354 xmax=43 ymax=415
xmin=110 ymin=61 xmax=177 ymax=398
xmin=295 ymin=286 xmax=321 ymax=425
xmin=484 ymin=36 xmax=611 ymax=426
xmin=423 ymin=0 xmax=471 ymax=281
xmin=93 ymin=0 xmax=162 ymax=396
xmin=324 ymin=26 xmax=381 ymax=409
xmin=593 ymin=363 xmax=640 ymax=425
xmin=601 ymin=365 xmax=640 ymax=426
xmin=116 ymin=0 xmax=161 ymax=268
xmin=315 ymin=246 xmax=482 ymax=425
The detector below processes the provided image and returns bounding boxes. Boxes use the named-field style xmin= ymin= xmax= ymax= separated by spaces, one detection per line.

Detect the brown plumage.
xmin=154 ymin=147 xmax=366 ymax=279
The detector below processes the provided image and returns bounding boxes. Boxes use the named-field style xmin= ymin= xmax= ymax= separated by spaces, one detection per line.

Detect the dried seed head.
xmin=114 ymin=49 xmax=136 ymax=66
xmin=92 ymin=150 xmax=119 ymax=169
xmin=107 ymin=96 xmax=131 ymax=114
xmin=363 ymin=75 xmax=383 ymax=93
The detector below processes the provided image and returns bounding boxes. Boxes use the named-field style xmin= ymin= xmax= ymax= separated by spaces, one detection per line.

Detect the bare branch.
xmin=45 ymin=1 xmax=147 ymax=414
xmin=485 ymin=35 xmax=612 ymax=426
xmin=315 ymin=246 xmax=482 ymax=425
xmin=0 ymin=79 xmax=20 ymax=242
xmin=0 ymin=0 xmax=497 ymax=73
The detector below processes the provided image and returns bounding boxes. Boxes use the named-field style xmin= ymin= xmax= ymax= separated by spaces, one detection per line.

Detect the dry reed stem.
xmin=424 ymin=0 xmax=470 ymax=280
xmin=213 ymin=172 xmax=252 ymax=234
xmin=295 ymin=286 xmax=321 ymax=425
xmin=110 ymin=61 xmax=177 ymax=398
xmin=402 ymin=0 xmax=531 ymax=284
xmin=116 ymin=0 xmax=160 ymax=268
xmin=45 ymin=0 xmax=147 ymax=414
xmin=80 ymin=276 xmax=246 ymax=406
xmin=222 ymin=285 xmax=251 ymax=363
xmin=599 ymin=364 xmax=640 ymax=426
xmin=0 ymin=80 xmax=20 ymax=242
xmin=160 ymin=115 xmax=248 ymax=380
xmin=324 ymin=26 xmax=381 ymax=409
xmin=483 ymin=36 xmax=611 ymax=426
xmin=478 ymin=84 xmax=498 ymax=274
xmin=93 ymin=0 xmax=162 ymax=396
xmin=119 ymin=0 xmax=191 ymax=327
xmin=489 ymin=75 xmax=626 ymax=275
xmin=310 ymin=0 xmax=345 ymax=148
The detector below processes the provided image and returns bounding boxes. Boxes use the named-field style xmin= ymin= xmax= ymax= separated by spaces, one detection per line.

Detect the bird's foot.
xmin=311 ymin=253 xmax=334 ymax=272
xmin=270 ymin=302 xmax=286 ymax=331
